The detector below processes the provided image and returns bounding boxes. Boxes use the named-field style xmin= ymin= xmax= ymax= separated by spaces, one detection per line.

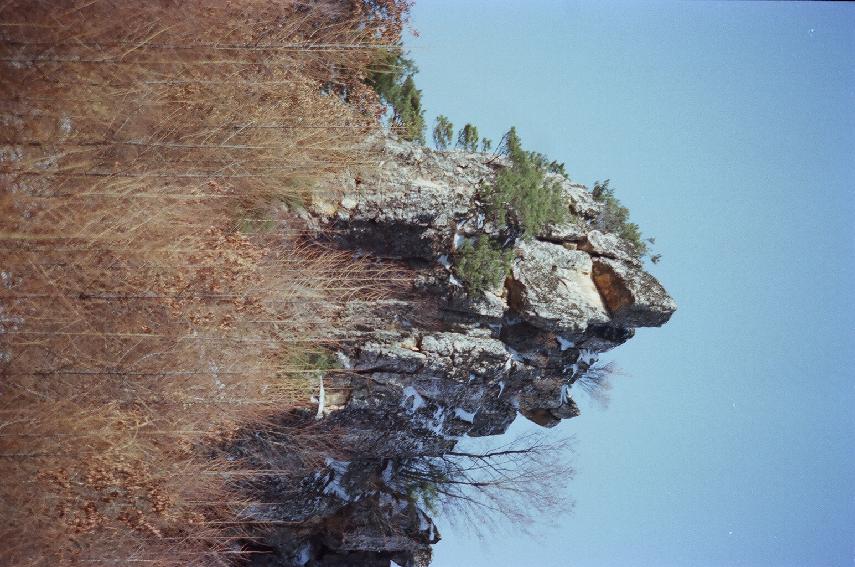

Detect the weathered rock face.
xmin=509 ymin=239 xmax=610 ymax=335
xmin=250 ymin=137 xmax=675 ymax=566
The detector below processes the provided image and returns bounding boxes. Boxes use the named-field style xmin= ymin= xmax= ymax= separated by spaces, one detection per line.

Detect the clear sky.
xmin=405 ymin=2 xmax=854 ymax=566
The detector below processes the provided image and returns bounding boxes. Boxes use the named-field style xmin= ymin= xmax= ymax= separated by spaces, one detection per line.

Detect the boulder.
xmin=508 ymin=240 xmax=610 ymax=335
xmin=592 ymin=257 xmax=677 ymax=327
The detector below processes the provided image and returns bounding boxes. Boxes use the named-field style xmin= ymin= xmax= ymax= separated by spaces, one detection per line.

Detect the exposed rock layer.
xmin=248 ymin=137 xmax=675 ymax=566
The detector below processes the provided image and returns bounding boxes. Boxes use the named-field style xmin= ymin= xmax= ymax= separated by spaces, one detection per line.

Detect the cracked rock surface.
xmin=247 ymin=137 xmax=676 ymax=566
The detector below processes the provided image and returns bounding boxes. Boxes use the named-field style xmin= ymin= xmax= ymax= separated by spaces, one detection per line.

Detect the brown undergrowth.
xmin=0 ymin=1 xmax=412 ymax=564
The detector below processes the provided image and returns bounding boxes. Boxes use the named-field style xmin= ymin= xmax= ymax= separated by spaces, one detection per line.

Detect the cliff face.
xmin=246 ymin=138 xmax=676 ymax=566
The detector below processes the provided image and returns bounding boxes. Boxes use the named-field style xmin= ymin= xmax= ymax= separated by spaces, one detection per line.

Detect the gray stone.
xmin=250 ymin=135 xmax=677 ymax=565
xmin=592 ymin=257 xmax=677 ymax=327
xmin=578 ymin=229 xmax=642 ymax=267
xmin=508 ymin=240 xmax=610 ymax=335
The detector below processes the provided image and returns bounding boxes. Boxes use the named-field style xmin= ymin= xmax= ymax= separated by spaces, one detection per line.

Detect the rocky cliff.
xmin=243 ymin=137 xmax=676 ymax=566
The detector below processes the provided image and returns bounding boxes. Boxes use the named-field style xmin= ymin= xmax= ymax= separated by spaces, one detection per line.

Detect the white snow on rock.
xmin=454 ymin=408 xmax=476 ymax=423
xmin=578 ymin=348 xmax=599 ymax=366
xmin=381 ymin=460 xmax=394 ymax=484
xmin=564 ymin=363 xmax=579 ymax=377
xmin=335 ymin=351 xmax=352 ymax=369
xmin=315 ymin=375 xmax=326 ymax=419
xmin=322 ymin=458 xmax=352 ymax=501
xmin=295 ymin=544 xmax=311 ymax=566
xmin=427 ymin=406 xmax=447 ymax=435
xmin=506 ymin=347 xmax=524 ymax=361
xmin=560 ymin=383 xmax=572 ymax=404
xmin=401 ymin=386 xmax=425 ymax=413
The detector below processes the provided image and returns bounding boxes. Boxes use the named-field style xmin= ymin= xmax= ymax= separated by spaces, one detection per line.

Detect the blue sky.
xmin=405 ymin=2 xmax=854 ymax=566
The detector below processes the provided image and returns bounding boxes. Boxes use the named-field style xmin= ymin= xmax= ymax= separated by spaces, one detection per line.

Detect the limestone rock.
xmin=592 ymin=257 xmax=677 ymax=327
xmin=555 ymin=176 xmax=603 ymax=218
xmin=508 ymin=239 xmax=610 ymax=335
xmin=247 ymin=136 xmax=676 ymax=565
xmin=538 ymin=216 xmax=588 ymax=243
xmin=578 ymin=229 xmax=642 ymax=267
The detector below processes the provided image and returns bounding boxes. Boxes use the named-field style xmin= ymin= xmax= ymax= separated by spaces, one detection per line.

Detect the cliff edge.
xmin=245 ymin=136 xmax=676 ymax=566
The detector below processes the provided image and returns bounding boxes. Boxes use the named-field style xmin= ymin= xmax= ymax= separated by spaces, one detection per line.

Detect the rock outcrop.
xmin=246 ymin=136 xmax=676 ymax=566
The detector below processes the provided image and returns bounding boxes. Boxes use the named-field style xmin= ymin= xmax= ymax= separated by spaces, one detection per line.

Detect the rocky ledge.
xmin=244 ymin=137 xmax=676 ymax=566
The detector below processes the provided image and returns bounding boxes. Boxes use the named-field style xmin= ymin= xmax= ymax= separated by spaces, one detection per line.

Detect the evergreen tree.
xmin=365 ymin=48 xmax=425 ymax=143
xmin=454 ymin=237 xmax=513 ymax=296
xmin=481 ymin=137 xmax=493 ymax=152
xmin=397 ymin=75 xmax=426 ymax=143
xmin=592 ymin=179 xmax=649 ymax=257
xmin=482 ymin=127 xmax=568 ymax=236
xmin=432 ymin=115 xmax=454 ymax=150
xmin=456 ymin=123 xmax=479 ymax=151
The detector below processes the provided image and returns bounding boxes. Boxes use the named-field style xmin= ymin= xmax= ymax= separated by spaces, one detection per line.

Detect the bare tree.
xmin=574 ymin=361 xmax=622 ymax=408
xmin=395 ymin=431 xmax=576 ymax=534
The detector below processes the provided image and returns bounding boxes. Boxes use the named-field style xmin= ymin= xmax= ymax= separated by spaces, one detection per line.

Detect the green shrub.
xmin=482 ymin=127 xmax=568 ymax=236
xmin=592 ymin=179 xmax=649 ymax=257
xmin=454 ymin=237 xmax=513 ymax=296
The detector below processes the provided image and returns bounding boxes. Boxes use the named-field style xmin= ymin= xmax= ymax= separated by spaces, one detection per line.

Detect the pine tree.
xmin=433 ymin=115 xmax=454 ymax=150
xmin=454 ymin=238 xmax=513 ymax=295
xmin=482 ymin=127 xmax=567 ymax=236
xmin=397 ymin=75 xmax=426 ymax=142
xmin=456 ymin=123 xmax=479 ymax=151
xmin=365 ymin=49 xmax=425 ymax=143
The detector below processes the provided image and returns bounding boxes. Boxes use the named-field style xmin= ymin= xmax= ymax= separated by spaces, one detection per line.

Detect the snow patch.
xmin=427 ymin=406 xmax=447 ymax=435
xmin=560 ymin=383 xmax=572 ymax=404
xmin=578 ymin=348 xmax=599 ymax=366
xmin=497 ymin=380 xmax=505 ymax=398
xmin=295 ymin=544 xmax=311 ymax=566
xmin=381 ymin=460 xmax=394 ymax=484
xmin=315 ymin=376 xmax=325 ymax=419
xmin=453 ymin=222 xmax=465 ymax=250
xmin=557 ymin=336 xmax=575 ymax=351
xmin=449 ymin=274 xmax=463 ymax=287
xmin=401 ymin=386 xmax=425 ymax=413
xmin=322 ymin=458 xmax=352 ymax=501
xmin=454 ymin=408 xmax=476 ymax=423
xmin=438 ymin=254 xmax=451 ymax=269
xmin=506 ymin=347 xmax=524 ymax=362
xmin=335 ymin=351 xmax=352 ymax=369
